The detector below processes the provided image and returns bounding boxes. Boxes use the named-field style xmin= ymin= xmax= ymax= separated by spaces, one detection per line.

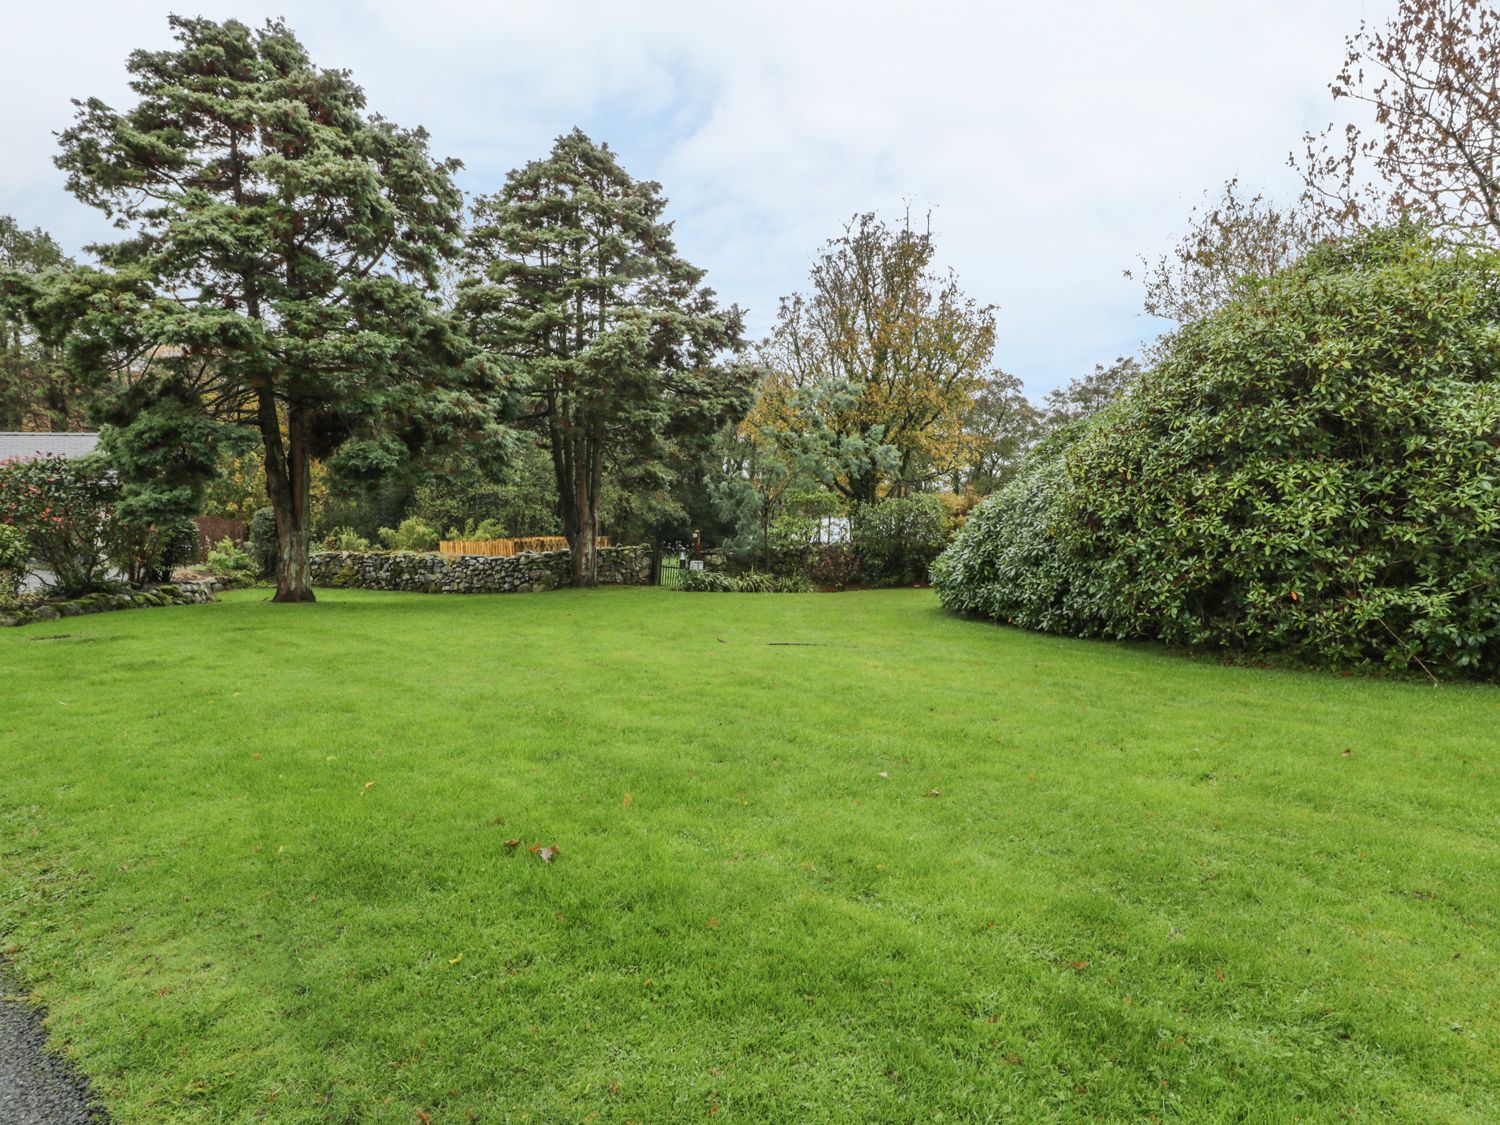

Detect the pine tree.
xmin=17 ymin=16 xmax=507 ymax=601
xmin=460 ymin=129 xmax=749 ymax=585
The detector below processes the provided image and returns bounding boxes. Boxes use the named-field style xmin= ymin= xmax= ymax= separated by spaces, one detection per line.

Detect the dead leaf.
xmin=504 ymin=838 xmax=521 ymax=849
xmin=926 ymin=788 xmax=942 ymax=797
xmin=706 ymin=916 xmax=720 ymax=929
xmin=1002 ymin=1052 xmax=1021 ymax=1065
xmin=449 ymin=953 xmax=463 ymax=965
xmin=529 ymin=843 xmax=559 ymax=863
xmin=623 ymin=791 xmax=633 ymax=807
xmin=416 ymin=1112 xmax=432 ymax=1125
xmin=360 ymin=780 xmax=375 ymax=795
xmin=1068 ymin=960 xmax=1090 ymax=971
xmin=609 ymin=1079 xmax=620 ymax=1095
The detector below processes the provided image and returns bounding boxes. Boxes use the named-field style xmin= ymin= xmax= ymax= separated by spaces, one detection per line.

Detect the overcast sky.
xmin=0 ymin=1 xmax=1379 ymax=396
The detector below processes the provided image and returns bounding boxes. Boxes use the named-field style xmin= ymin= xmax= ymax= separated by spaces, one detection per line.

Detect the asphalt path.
xmin=0 ymin=969 xmax=106 ymax=1124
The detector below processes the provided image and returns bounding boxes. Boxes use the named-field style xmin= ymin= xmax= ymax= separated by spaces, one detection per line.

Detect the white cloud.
xmin=0 ymin=0 xmax=1379 ymax=394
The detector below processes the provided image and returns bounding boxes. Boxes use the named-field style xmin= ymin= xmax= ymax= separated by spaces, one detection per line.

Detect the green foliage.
xmin=106 ymin=513 xmax=201 ymax=588
xmin=851 ymin=494 xmax=950 ymax=585
xmin=0 ymin=521 xmax=28 ymax=603
xmin=378 ymin=517 xmax=440 ymax=552
xmin=678 ymin=568 xmax=811 ymax=593
xmin=0 ymin=215 xmax=84 ymax=430
xmin=460 ymin=128 xmax=750 ymax=585
xmin=807 ymin=543 xmax=861 ymax=590
xmin=323 ymin=527 xmax=373 ymax=553
xmin=0 ymin=453 xmax=118 ymax=596
xmin=27 ymin=15 xmax=510 ymax=600
xmin=248 ymin=507 xmax=278 ymax=579
xmin=414 ymin=442 xmax=561 ymax=541
xmin=936 ymin=228 xmax=1500 ymax=678
xmin=204 ymin=537 xmax=255 ymax=581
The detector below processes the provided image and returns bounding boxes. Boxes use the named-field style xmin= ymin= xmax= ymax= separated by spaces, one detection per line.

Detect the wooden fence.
xmin=438 ymin=535 xmax=609 ymax=558
xmin=194 ymin=516 xmax=247 ymax=561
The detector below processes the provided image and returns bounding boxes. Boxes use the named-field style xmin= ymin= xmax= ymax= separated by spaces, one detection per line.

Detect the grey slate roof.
xmin=0 ymin=432 xmax=101 ymax=462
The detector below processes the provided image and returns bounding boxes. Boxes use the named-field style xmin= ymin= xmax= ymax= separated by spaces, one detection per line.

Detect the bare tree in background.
xmin=1299 ymin=0 xmax=1500 ymax=245
xmin=1042 ymin=356 xmax=1142 ymax=428
xmin=1127 ymin=179 xmax=1319 ymax=325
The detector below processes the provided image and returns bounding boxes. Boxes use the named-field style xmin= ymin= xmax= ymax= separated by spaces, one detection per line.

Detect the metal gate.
xmin=656 ymin=547 xmax=686 ymax=588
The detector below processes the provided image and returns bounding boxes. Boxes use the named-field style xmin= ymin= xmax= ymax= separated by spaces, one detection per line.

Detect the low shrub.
xmin=379 ymin=516 xmax=440 ymax=552
xmin=322 ymin=527 xmax=372 ymax=552
xmin=679 ymin=568 xmax=811 ymax=593
xmin=204 ymin=537 xmax=255 ymax=582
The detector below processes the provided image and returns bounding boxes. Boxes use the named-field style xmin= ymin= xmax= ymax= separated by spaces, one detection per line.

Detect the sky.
xmin=0 ymin=0 xmax=1380 ymax=397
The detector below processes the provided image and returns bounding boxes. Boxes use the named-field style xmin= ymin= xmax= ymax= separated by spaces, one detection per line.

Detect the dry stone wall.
xmin=308 ymin=546 xmax=653 ymax=594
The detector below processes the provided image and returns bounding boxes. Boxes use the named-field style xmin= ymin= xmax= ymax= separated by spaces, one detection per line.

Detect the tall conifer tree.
xmin=461 ymin=130 xmax=749 ymax=585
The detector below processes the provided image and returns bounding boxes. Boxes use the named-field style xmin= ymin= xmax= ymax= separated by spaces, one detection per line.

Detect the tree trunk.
xmin=570 ymin=458 xmax=597 ymax=587
xmin=261 ymin=396 xmax=316 ymax=603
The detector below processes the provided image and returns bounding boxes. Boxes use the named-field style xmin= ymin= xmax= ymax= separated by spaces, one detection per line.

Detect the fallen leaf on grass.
xmin=360 ymin=780 xmax=375 ymax=795
xmin=528 ymin=843 xmax=559 ymax=863
xmin=504 ymin=839 xmax=521 ymax=849
xmin=706 ymin=917 xmax=720 ymax=929
xmin=623 ymin=792 xmax=633 ymax=807
xmin=926 ymin=788 xmax=942 ymax=798
xmin=416 ymin=1112 xmax=432 ymax=1125
xmin=449 ymin=953 xmax=463 ymax=965
xmin=1068 ymin=961 xmax=1090 ymax=971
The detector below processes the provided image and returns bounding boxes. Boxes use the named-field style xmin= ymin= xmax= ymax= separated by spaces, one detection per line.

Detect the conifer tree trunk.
xmin=261 ymin=394 xmax=316 ymax=603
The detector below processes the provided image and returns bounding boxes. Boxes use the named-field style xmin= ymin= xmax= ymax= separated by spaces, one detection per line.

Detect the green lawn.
xmin=2 ymin=587 xmax=1498 ymax=1122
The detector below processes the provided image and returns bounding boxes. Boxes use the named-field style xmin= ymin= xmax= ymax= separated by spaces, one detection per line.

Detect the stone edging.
xmin=0 ymin=579 xmax=221 ymax=628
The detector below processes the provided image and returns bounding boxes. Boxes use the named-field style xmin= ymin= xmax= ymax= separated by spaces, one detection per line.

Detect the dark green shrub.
xmin=807 ymin=543 xmax=860 ymax=590
xmin=852 ymin=494 xmax=950 ymax=585
xmin=935 ymin=227 xmax=1500 ymax=679
xmin=248 ymin=506 xmax=278 ymax=578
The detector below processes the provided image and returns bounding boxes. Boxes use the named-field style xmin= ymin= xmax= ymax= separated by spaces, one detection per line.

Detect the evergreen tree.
xmin=10 ymin=16 xmax=507 ymax=601
xmin=0 ymin=216 xmax=81 ymax=430
xmin=460 ymin=129 xmax=749 ymax=585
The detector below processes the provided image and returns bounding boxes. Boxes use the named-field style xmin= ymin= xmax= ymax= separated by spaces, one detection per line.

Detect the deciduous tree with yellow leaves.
xmin=756 ymin=213 xmax=996 ymax=503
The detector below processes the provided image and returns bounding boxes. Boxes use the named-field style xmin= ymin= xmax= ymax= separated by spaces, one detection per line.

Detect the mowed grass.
xmin=2 ymin=588 xmax=1499 ymax=1123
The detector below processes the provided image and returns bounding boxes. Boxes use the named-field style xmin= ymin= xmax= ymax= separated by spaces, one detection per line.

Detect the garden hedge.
xmin=934 ymin=227 xmax=1500 ymax=678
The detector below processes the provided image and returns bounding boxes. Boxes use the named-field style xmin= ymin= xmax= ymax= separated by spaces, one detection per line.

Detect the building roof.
xmin=0 ymin=432 xmax=102 ymax=462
